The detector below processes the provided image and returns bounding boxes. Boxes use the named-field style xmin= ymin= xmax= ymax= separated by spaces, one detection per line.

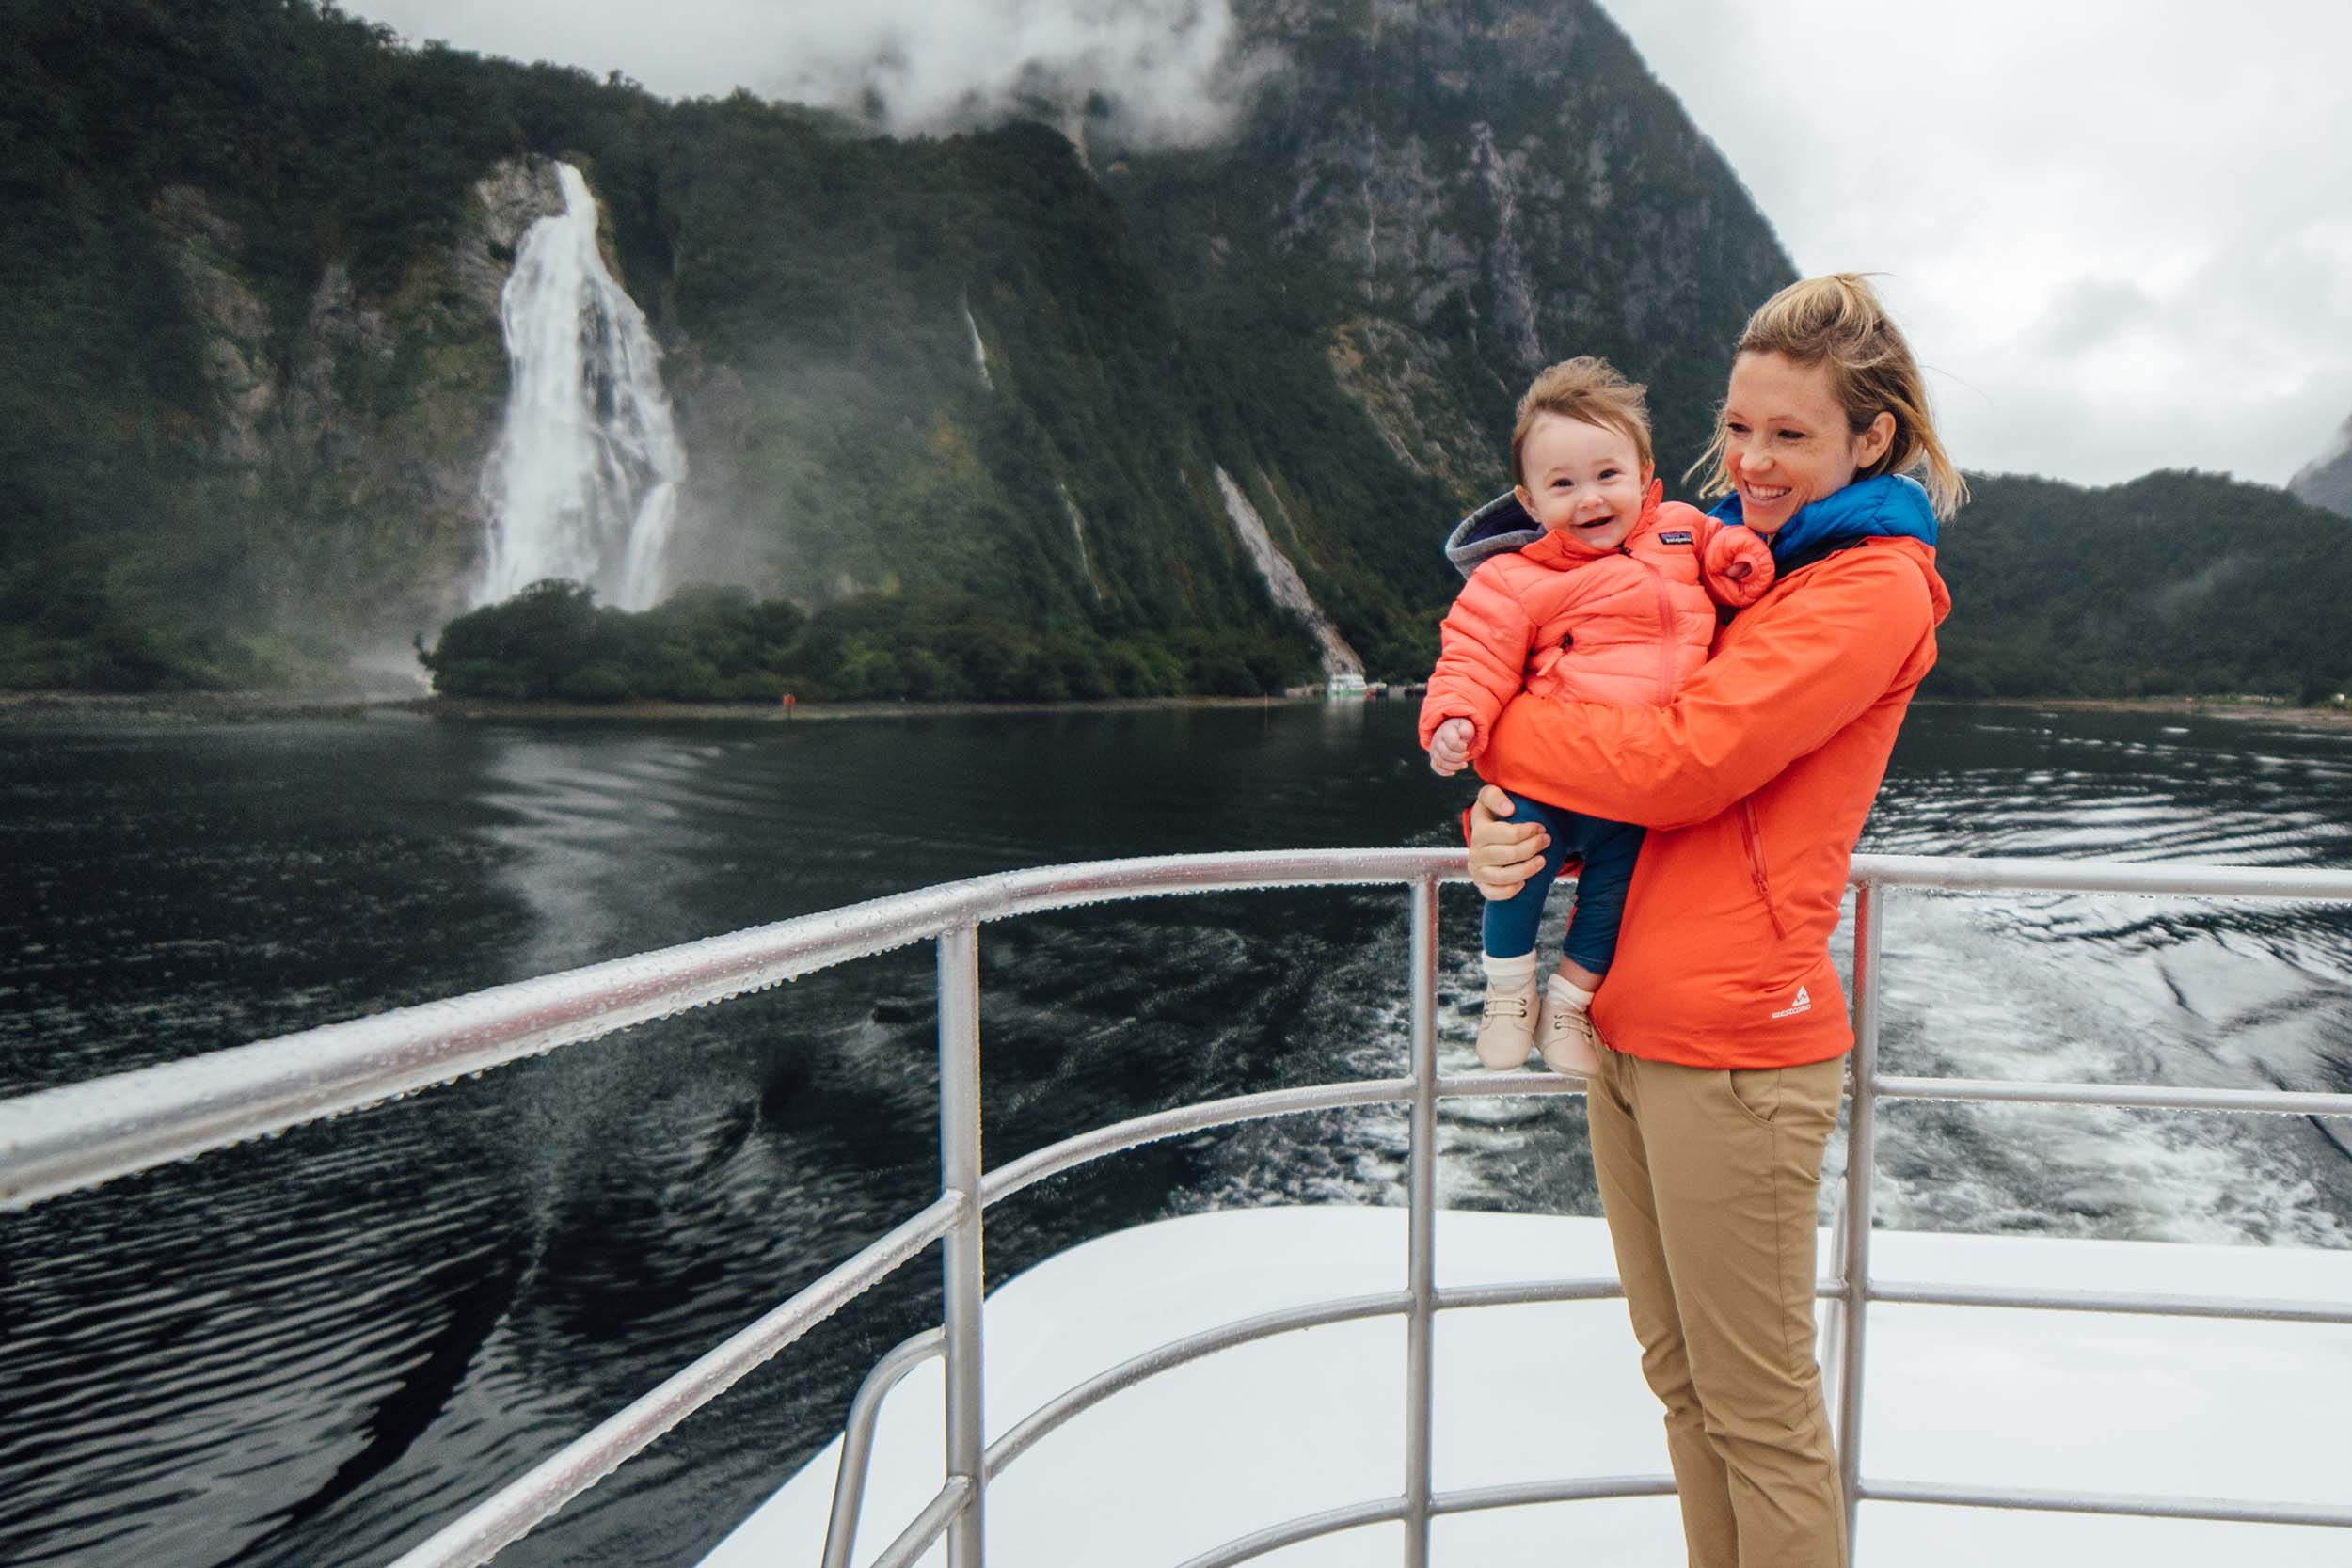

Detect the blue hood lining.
xmin=1445 ymin=474 xmax=1937 ymax=585
xmin=1709 ymin=473 xmax=1938 ymax=568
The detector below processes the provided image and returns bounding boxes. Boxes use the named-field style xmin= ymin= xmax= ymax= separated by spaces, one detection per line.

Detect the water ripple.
xmin=2 ymin=704 xmax=2346 ymax=1568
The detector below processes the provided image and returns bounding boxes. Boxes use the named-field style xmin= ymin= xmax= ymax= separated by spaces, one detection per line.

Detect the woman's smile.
xmin=1719 ymin=351 xmax=1887 ymax=535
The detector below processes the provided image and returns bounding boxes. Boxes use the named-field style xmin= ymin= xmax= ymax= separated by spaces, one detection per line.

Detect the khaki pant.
xmin=1586 ymin=1043 xmax=1848 ymax=1568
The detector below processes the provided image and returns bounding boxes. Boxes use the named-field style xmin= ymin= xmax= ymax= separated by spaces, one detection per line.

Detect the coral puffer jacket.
xmin=1417 ymin=482 xmax=1773 ymax=757
xmin=1477 ymin=484 xmax=1952 ymax=1069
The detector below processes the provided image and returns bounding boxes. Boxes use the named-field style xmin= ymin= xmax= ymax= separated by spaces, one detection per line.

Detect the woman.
xmin=1466 ymin=273 xmax=1961 ymax=1567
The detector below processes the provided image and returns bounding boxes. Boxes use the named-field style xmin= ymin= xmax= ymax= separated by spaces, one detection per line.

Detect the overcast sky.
xmin=349 ymin=0 xmax=2352 ymax=490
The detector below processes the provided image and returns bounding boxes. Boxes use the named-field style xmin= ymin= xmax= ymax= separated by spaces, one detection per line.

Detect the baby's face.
xmin=1515 ymin=415 xmax=1649 ymax=551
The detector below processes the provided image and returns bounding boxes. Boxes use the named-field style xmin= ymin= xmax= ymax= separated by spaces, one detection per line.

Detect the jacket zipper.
xmin=1613 ymin=540 xmax=1780 ymax=933
xmin=1739 ymin=800 xmax=1788 ymax=940
xmin=1618 ymin=545 xmax=1677 ymax=705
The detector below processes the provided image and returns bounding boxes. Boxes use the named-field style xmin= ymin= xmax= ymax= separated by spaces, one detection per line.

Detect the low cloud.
xmin=763 ymin=0 xmax=1249 ymax=145
xmin=356 ymin=0 xmax=1252 ymax=148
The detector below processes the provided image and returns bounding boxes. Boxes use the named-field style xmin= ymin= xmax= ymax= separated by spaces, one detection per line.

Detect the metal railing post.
xmin=939 ymin=924 xmax=986 ymax=1568
xmin=1403 ymin=876 xmax=1438 ymax=1568
xmin=1836 ymin=881 xmax=1884 ymax=1560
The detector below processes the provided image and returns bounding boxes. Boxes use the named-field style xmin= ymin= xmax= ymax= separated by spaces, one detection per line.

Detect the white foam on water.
xmin=1867 ymin=882 xmax=2352 ymax=1248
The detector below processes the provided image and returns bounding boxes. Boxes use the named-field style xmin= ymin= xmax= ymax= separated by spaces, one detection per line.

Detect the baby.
xmin=1420 ymin=357 xmax=1773 ymax=1073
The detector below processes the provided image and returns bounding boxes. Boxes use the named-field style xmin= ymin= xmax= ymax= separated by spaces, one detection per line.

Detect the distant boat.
xmin=1325 ymin=672 xmax=1368 ymax=700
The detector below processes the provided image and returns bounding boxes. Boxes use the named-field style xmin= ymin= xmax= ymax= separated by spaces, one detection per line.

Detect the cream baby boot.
xmin=1474 ymin=954 xmax=1541 ymax=1069
xmin=1536 ymin=973 xmax=1602 ymax=1077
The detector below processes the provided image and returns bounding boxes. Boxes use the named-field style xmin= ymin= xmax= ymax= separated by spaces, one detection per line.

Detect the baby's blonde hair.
xmin=1689 ymin=273 xmax=1967 ymax=519
xmin=1512 ymin=356 xmax=1653 ymax=488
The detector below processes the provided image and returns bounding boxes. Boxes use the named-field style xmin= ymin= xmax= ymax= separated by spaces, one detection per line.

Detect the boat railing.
xmin=4 ymin=849 xmax=2351 ymax=1568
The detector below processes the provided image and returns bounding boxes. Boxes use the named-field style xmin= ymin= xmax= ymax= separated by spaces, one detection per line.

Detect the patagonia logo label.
xmin=1770 ymin=985 xmax=1813 ymax=1021
xmin=1658 ymin=531 xmax=1693 ymax=546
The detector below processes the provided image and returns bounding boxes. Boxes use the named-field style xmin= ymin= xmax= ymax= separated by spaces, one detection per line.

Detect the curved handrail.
xmin=0 ymin=849 xmax=1469 ymax=1212
xmin=8 ymin=848 xmax=2352 ymax=1568
xmin=1162 ymin=1479 xmax=1690 ymax=1568
xmin=382 ymin=1194 xmax=966 ymax=1568
xmin=821 ymin=1328 xmax=946 ymax=1568
xmin=8 ymin=847 xmax=2344 ymax=1211
xmin=982 ymin=1078 xmax=1422 ymax=1207
xmin=984 ymin=1290 xmax=1412 ymax=1479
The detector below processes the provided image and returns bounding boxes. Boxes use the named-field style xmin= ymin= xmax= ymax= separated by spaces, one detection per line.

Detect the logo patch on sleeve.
xmin=1658 ymin=530 xmax=1694 ymax=546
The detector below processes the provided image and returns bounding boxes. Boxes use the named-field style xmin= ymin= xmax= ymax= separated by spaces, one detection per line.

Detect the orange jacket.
xmin=1476 ymin=534 xmax=1952 ymax=1069
xmin=1417 ymin=484 xmax=1773 ymax=755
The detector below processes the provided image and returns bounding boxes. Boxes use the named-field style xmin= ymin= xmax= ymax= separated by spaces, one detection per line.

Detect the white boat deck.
xmin=704 ymin=1206 xmax=2352 ymax=1567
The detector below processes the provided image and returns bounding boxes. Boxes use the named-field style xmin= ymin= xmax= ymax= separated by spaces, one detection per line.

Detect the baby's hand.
xmin=1704 ymin=524 xmax=1776 ymax=607
xmin=1427 ymin=717 xmax=1473 ymax=776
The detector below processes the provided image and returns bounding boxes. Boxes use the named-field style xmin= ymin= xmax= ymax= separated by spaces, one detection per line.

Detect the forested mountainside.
xmin=1935 ymin=471 xmax=2352 ymax=704
xmin=9 ymin=2 xmax=2346 ymax=705
xmin=1 ymin=0 xmax=1791 ymax=695
xmin=2291 ymin=417 xmax=2352 ymax=519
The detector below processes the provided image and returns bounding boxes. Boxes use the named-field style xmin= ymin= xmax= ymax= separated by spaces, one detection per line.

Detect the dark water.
xmin=4 ymin=702 xmax=2349 ymax=1567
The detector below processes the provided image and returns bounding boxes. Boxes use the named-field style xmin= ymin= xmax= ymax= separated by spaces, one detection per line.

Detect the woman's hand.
xmin=1467 ymin=784 xmax=1549 ymax=901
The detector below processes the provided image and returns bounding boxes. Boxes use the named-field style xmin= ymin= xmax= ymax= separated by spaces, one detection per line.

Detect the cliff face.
xmin=1 ymin=0 xmax=1792 ymax=690
xmin=1121 ymin=0 xmax=1789 ymax=482
xmin=1095 ymin=0 xmax=1790 ymax=647
xmin=147 ymin=160 xmax=566 ymax=649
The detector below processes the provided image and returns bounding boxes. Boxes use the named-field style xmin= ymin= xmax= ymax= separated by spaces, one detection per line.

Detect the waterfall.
xmin=1212 ymin=467 xmax=1363 ymax=680
xmin=1057 ymin=482 xmax=1104 ymax=599
xmin=476 ymin=163 xmax=686 ymax=611
xmin=964 ymin=298 xmax=994 ymax=391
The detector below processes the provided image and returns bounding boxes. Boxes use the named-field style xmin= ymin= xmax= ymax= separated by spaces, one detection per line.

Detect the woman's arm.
xmin=1479 ymin=548 xmax=1939 ymax=829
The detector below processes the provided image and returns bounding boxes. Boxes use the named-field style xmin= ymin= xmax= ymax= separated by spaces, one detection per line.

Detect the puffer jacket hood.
xmin=1446 ymin=480 xmax=1686 ymax=578
xmin=1708 ymin=472 xmax=1938 ymax=574
xmin=1442 ymin=490 xmax=1543 ymax=581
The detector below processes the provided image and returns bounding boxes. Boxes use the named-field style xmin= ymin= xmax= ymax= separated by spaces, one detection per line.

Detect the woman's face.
xmin=1720 ymin=352 xmax=1895 ymax=535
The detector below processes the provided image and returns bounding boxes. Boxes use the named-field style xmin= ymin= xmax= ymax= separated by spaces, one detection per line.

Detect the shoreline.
xmin=394 ymin=693 xmax=1339 ymax=722
xmin=8 ymin=689 xmax=2349 ymax=730
xmin=0 ymin=689 xmax=1343 ymax=726
xmin=1915 ymin=695 xmax=2352 ymax=730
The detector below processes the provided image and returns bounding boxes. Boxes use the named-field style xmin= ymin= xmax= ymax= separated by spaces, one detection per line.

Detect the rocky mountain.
xmin=1 ymin=0 xmax=1791 ymax=692
xmin=2289 ymin=416 xmax=2352 ymax=519
xmin=1113 ymin=0 xmax=1789 ymax=502
xmin=11 ymin=1 xmax=2351 ymax=707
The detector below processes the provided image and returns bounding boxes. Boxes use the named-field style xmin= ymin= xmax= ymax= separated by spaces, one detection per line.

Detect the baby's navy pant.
xmin=1481 ymin=789 xmax=1646 ymax=974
